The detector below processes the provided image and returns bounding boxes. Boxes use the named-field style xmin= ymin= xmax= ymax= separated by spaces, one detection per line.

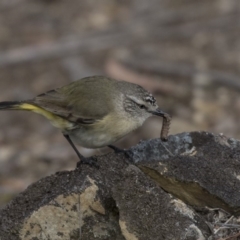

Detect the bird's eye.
xmin=139 ymin=104 xmax=146 ymax=109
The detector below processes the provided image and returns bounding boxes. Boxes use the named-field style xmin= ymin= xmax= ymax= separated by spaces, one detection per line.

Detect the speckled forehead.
xmin=144 ymin=93 xmax=157 ymax=105
xmin=134 ymin=86 xmax=156 ymax=105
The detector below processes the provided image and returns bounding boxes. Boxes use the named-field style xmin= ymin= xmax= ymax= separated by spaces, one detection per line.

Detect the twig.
xmin=204 ymin=207 xmax=231 ymax=216
xmin=218 ymin=231 xmax=240 ymax=240
xmin=215 ymin=223 xmax=240 ymax=228
xmin=214 ymin=216 xmax=234 ymax=235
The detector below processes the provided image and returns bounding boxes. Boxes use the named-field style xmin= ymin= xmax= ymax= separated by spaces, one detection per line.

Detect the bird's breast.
xmin=67 ymin=113 xmax=141 ymax=148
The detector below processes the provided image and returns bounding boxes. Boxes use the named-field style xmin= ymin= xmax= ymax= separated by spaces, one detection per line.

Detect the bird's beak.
xmin=149 ymin=108 xmax=169 ymax=118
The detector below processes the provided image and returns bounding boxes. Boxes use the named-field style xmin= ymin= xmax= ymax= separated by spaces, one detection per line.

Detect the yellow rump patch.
xmin=19 ymin=103 xmax=74 ymax=129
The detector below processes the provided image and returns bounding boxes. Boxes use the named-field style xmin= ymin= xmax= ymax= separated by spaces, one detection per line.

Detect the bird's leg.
xmin=108 ymin=145 xmax=131 ymax=157
xmin=108 ymin=145 xmax=125 ymax=153
xmin=63 ymin=134 xmax=99 ymax=168
xmin=108 ymin=145 xmax=132 ymax=164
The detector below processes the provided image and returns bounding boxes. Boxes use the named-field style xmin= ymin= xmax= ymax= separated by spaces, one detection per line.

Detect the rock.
xmin=0 ymin=132 xmax=240 ymax=239
xmin=131 ymin=132 xmax=240 ymax=215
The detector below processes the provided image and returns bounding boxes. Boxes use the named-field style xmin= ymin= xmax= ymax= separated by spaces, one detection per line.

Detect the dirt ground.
xmin=0 ymin=0 xmax=240 ymax=210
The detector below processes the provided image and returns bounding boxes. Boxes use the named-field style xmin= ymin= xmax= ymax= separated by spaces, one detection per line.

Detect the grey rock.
xmin=1 ymin=132 xmax=240 ymax=239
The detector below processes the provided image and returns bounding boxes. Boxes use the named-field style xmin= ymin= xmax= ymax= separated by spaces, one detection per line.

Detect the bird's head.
xmin=122 ymin=85 xmax=169 ymax=125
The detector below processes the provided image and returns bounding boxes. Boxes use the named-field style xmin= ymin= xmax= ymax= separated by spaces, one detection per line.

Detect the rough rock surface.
xmin=132 ymin=132 xmax=240 ymax=214
xmin=0 ymin=131 xmax=240 ymax=240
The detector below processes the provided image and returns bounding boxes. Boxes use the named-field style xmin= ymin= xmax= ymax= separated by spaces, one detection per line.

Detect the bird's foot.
xmin=108 ymin=145 xmax=132 ymax=160
xmin=76 ymin=156 xmax=99 ymax=169
xmin=108 ymin=145 xmax=125 ymax=154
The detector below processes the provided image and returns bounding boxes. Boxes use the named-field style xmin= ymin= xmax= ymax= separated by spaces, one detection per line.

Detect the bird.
xmin=0 ymin=76 xmax=170 ymax=167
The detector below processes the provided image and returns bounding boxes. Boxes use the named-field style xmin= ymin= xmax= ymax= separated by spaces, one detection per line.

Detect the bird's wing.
xmin=30 ymin=84 xmax=111 ymax=125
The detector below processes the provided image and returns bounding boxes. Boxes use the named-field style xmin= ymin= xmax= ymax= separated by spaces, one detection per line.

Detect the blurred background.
xmin=0 ymin=0 xmax=240 ymax=207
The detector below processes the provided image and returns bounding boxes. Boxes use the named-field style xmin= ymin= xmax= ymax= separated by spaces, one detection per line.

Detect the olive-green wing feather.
xmin=29 ymin=77 xmax=115 ymax=124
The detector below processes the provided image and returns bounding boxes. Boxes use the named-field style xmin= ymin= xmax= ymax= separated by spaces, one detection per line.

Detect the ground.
xmin=0 ymin=0 xmax=240 ymax=209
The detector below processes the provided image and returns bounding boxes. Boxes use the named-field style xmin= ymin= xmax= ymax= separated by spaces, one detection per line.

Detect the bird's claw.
xmin=76 ymin=156 xmax=99 ymax=169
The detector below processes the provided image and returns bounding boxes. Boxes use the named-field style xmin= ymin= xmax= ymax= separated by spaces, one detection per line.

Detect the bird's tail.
xmin=0 ymin=100 xmax=51 ymax=113
xmin=0 ymin=100 xmax=73 ymax=129
xmin=0 ymin=101 xmax=43 ymax=112
xmin=0 ymin=100 xmax=47 ymax=113
xmin=0 ymin=101 xmax=23 ymax=110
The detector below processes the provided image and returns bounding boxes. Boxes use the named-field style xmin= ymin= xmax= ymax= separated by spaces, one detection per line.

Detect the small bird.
xmin=0 ymin=76 xmax=170 ymax=166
